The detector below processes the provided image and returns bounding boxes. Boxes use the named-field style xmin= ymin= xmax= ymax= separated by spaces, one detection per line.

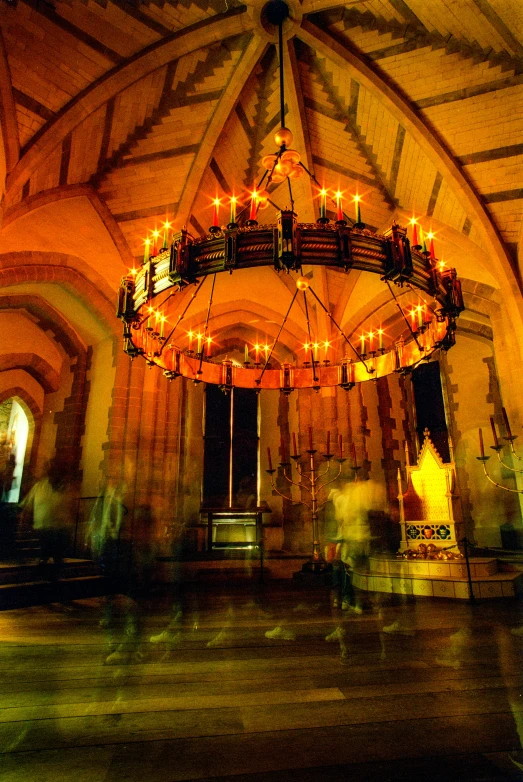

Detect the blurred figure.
xmin=87 ymin=481 xmax=146 ymax=664
xmin=329 ymin=478 xmax=386 ymax=612
xmin=21 ymin=459 xmax=75 ymax=582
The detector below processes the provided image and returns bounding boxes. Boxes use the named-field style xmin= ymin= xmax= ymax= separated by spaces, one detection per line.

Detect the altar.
xmin=352 ymin=431 xmax=522 ymax=599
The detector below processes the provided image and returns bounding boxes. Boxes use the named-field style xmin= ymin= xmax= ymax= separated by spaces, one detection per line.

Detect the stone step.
xmin=353 ymin=568 xmax=522 ymax=600
xmin=0 ymin=574 xmax=108 ymax=610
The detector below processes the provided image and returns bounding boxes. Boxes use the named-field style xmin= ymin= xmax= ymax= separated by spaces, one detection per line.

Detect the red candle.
xmin=292 ymin=432 xmax=298 ymax=457
xmin=326 ymin=431 xmax=331 ymax=454
xmin=336 ymin=191 xmax=343 ymax=221
xmin=502 ymin=407 xmax=513 ymax=438
xmin=339 ymin=434 xmax=343 ymax=457
xmin=249 ymin=191 xmax=257 ymax=221
xmin=309 ymin=426 xmax=313 ymax=451
xmin=429 ymin=235 xmax=435 ymax=259
xmin=267 ymin=447 xmax=273 ymax=471
xmin=212 ymin=198 xmax=220 ymax=228
xmin=411 ymin=222 xmax=419 ymax=246
xmin=490 ymin=416 xmax=499 ymax=447
xmin=479 ymin=428 xmax=485 ymax=457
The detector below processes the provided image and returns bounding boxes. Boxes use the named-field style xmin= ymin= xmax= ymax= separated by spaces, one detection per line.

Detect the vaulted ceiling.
xmin=1 ymin=0 xmax=523 ymax=352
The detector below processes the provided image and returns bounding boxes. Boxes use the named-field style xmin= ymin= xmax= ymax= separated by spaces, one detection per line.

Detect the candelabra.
xmin=477 ymin=407 xmax=523 ymax=493
xmin=266 ymin=429 xmax=353 ymax=571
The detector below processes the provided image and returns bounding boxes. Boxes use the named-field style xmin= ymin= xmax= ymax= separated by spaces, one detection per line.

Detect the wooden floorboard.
xmin=1 ymin=586 xmax=523 ymax=780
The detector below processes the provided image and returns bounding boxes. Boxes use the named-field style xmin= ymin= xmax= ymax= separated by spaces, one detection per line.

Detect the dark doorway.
xmin=411 ymin=361 xmax=450 ymax=462
xmin=202 ymin=385 xmax=258 ymax=507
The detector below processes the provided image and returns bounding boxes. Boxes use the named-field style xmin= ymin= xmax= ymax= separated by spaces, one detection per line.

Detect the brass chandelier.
xmin=117 ymin=0 xmax=464 ymax=392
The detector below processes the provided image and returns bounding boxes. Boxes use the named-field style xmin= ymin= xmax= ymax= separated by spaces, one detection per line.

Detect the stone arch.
xmin=0 ymin=253 xmax=117 ymax=335
xmin=0 ymin=386 xmax=41 ymax=490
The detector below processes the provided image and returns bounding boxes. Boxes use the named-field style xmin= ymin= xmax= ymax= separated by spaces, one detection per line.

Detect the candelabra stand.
xmin=478 ymin=413 xmax=523 ymax=494
xmin=267 ymin=449 xmax=347 ymax=573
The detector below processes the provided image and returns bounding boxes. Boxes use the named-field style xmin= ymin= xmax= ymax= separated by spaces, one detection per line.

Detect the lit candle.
xmin=368 ymin=331 xmax=375 ymax=352
xmin=244 ymin=343 xmax=249 ymax=363
xmin=313 ymin=342 xmax=319 ymax=361
xmin=292 ymin=432 xmax=298 ymax=457
xmin=417 ymin=305 xmax=423 ymax=329
xmin=197 ymin=332 xmax=202 ymax=354
xmin=428 ymin=233 xmax=435 ymax=259
xmin=249 ymin=190 xmax=258 ymax=222
xmin=378 ymin=328 xmax=384 ymax=350
xmin=230 ymin=196 xmax=237 ymax=225
xmin=479 ymin=428 xmax=485 ymax=457
xmin=339 ymin=434 xmax=343 ymax=457
xmin=335 ymin=191 xmax=343 ymax=221
xmin=206 ymin=336 xmax=212 ymax=356
xmin=490 ymin=416 xmax=499 ymax=447
xmin=354 ymin=195 xmax=361 ymax=224
xmin=188 ymin=330 xmax=193 ymax=351
xmin=420 ymin=226 xmax=427 ymax=254
xmin=411 ymin=220 xmax=419 ymax=247
xmin=212 ymin=197 xmax=220 ymax=228
xmin=360 ymin=334 xmax=366 ymax=354
xmin=309 ymin=426 xmax=313 ymax=451
xmin=255 ymin=343 xmax=259 ymax=364
xmin=264 ymin=344 xmax=270 ymax=361
xmin=152 ymin=230 xmax=160 ymax=256
xmin=162 ymin=221 xmax=169 ymax=248
xmin=304 ymin=342 xmax=309 ymax=359
xmin=267 ymin=447 xmax=273 ymax=471
xmin=502 ymin=407 xmax=513 ymax=438
xmin=143 ymin=238 xmax=150 ymax=263
xmin=326 ymin=430 xmax=331 ymax=454
xmin=320 ymin=189 xmax=327 ymax=219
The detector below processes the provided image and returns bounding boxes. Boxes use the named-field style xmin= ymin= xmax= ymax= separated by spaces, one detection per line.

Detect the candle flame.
xmin=409 ymin=216 xmax=417 ymax=225
xmin=212 ymin=197 xmax=221 ymax=207
xmin=335 ymin=191 xmax=342 ymax=199
xmin=152 ymin=230 xmax=160 ymax=239
xmin=353 ymin=194 xmax=361 ymax=203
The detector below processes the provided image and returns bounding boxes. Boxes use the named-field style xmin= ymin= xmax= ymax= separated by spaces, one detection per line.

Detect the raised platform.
xmin=353 ymin=554 xmax=523 ymax=600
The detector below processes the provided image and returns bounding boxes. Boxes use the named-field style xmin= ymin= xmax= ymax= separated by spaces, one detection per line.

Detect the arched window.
xmin=0 ymin=399 xmax=30 ymax=503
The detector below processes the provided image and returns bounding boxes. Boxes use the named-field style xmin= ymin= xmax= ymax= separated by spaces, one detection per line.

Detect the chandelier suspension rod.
xmin=406 ymin=281 xmax=438 ymax=318
xmin=307 ymin=285 xmax=373 ymax=373
xmin=303 ymin=290 xmax=319 ymax=382
xmin=385 ymin=279 xmax=423 ymax=351
xmin=159 ymin=278 xmax=206 ymax=355
xmin=287 ymin=176 xmax=294 ymax=211
xmin=197 ymin=273 xmax=217 ymax=375
xmin=256 ymin=287 xmax=299 ymax=386
xmin=278 ymin=16 xmax=285 ymax=131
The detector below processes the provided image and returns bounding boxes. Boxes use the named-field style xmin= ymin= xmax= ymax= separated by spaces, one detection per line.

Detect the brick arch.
xmin=0 ymin=354 xmax=60 ymax=394
xmin=0 ymin=32 xmax=19 ymax=176
xmin=2 ymin=185 xmax=134 ymax=266
xmin=0 ymin=252 xmax=118 ymax=335
xmin=0 ymin=386 xmax=41 ymax=488
xmin=0 ymin=294 xmax=87 ymax=357
xmin=5 ymin=10 xmax=253 ymax=203
xmin=298 ymin=23 xmax=522 ymax=311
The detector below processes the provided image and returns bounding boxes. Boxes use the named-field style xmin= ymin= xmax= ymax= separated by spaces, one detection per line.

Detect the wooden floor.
xmin=2 ymin=583 xmax=523 ymax=781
